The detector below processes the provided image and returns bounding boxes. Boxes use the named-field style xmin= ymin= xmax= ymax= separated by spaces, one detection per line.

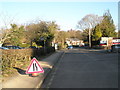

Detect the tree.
xmin=78 ymin=14 xmax=103 ymax=47
xmin=55 ymin=31 xmax=68 ymax=49
xmin=3 ymin=24 xmax=25 ymax=46
xmin=26 ymin=20 xmax=59 ymax=47
xmin=75 ymin=30 xmax=83 ymax=40
xmin=92 ymin=24 xmax=102 ymax=41
xmin=118 ymin=30 xmax=120 ymax=37
xmin=67 ymin=29 xmax=83 ymax=40
xmin=48 ymin=21 xmax=59 ymax=35
xmin=0 ymin=28 xmax=11 ymax=46
xmin=67 ymin=29 xmax=77 ymax=38
xmin=0 ymin=13 xmax=16 ymax=46
xmin=47 ymin=21 xmax=59 ymax=46
xmin=100 ymin=10 xmax=117 ymax=37
xmin=81 ymin=29 xmax=89 ymax=41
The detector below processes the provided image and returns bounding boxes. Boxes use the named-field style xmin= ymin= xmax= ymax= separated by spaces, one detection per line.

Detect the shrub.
xmin=2 ymin=49 xmax=32 ymax=75
xmin=19 ymin=43 xmax=30 ymax=48
xmin=1 ymin=47 xmax=55 ymax=77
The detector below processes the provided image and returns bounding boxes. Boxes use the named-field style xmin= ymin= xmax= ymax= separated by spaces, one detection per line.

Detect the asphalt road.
xmin=41 ymin=48 xmax=118 ymax=88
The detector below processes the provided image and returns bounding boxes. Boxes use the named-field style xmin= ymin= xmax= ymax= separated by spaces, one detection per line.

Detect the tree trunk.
xmin=89 ymin=28 xmax=91 ymax=48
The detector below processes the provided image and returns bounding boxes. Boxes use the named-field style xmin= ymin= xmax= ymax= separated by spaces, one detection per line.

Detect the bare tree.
xmin=78 ymin=14 xmax=103 ymax=47
xmin=0 ymin=12 xmax=15 ymax=46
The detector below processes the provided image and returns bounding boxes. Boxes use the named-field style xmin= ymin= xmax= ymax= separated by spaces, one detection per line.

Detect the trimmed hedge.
xmin=1 ymin=47 xmax=55 ymax=76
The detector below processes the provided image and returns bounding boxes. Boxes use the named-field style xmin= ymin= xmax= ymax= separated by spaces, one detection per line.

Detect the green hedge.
xmin=1 ymin=47 xmax=55 ymax=76
xmin=2 ymin=49 xmax=33 ymax=75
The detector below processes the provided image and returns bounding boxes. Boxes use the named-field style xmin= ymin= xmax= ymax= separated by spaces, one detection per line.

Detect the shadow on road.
xmin=13 ymin=67 xmax=27 ymax=75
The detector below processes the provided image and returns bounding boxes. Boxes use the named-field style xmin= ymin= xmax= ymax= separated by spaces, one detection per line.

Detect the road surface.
xmin=41 ymin=48 xmax=118 ymax=88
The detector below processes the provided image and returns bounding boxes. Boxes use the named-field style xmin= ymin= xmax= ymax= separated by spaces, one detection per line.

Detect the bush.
xmin=19 ymin=43 xmax=30 ymax=48
xmin=2 ymin=49 xmax=33 ymax=76
xmin=1 ymin=47 xmax=55 ymax=77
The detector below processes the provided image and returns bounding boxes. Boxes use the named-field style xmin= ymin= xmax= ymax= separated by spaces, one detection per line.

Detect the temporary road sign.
xmin=26 ymin=58 xmax=44 ymax=74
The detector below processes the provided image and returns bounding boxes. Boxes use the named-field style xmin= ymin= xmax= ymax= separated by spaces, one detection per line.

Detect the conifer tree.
xmin=100 ymin=10 xmax=116 ymax=37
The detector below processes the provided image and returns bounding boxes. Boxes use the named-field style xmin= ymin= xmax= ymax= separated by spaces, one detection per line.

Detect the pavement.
xmin=2 ymin=50 xmax=64 ymax=89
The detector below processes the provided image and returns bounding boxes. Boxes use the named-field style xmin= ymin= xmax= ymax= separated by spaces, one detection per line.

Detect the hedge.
xmin=1 ymin=47 xmax=55 ymax=76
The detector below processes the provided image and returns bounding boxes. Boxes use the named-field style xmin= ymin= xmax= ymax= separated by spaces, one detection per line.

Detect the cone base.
xmin=31 ymin=73 xmax=39 ymax=77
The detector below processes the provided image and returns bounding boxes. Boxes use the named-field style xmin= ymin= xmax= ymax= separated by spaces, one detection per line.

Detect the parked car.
xmin=0 ymin=47 xmax=9 ymax=49
xmin=67 ymin=46 xmax=73 ymax=49
xmin=4 ymin=46 xmax=22 ymax=49
xmin=111 ymin=44 xmax=120 ymax=53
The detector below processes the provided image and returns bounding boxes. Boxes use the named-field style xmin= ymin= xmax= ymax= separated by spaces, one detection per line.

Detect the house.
xmin=66 ymin=38 xmax=84 ymax=46
xmin=112 ymin=38 xmax=120 ymax=45
xmin=100 ymin=37 xmax=120 ymax=46
xmin=100 ymin=37 xmax=113 ymax=46
xmin=100 ymin=37 xmax=120 ymax=49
